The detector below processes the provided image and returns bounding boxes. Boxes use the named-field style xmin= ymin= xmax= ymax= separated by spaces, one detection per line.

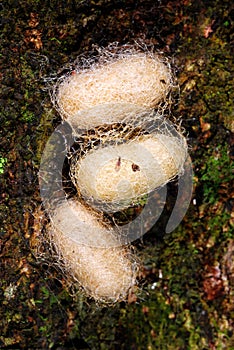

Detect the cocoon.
xmin=71 ymin=133 xmax=187 ymax=211
xmin=50 ymin=199 xmax=136 ymax=301
xmin=55 ymin=52 xmax=172 ymax=129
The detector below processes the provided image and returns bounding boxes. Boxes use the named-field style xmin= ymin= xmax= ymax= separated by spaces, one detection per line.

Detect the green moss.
xmin=0 ymin=157 xmax=7 ymax=174
xmin=200 ymin=143 xmax=233 ymax=205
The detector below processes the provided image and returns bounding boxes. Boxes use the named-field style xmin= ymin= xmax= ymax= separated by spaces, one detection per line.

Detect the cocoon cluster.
xmin=46 ymin=44 xmax=187 ymax=302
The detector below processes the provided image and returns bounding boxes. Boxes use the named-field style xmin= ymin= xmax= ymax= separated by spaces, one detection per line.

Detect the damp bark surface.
xmin=0 ymin=1 xmax=233 ymax=349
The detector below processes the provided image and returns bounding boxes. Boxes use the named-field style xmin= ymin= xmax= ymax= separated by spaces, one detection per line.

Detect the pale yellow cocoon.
xmin=71 ymin=133 xmax=187 ymax=210
xmin=50 ymin=199 xmax=136 ymax=301
xmin=56 ymin=54 xmax=172 ymax=129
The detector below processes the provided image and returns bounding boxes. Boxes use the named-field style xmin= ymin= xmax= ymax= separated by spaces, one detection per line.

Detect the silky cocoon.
xmin=55 ymin=52 xmax=172 ymax=129
xmin=71 ymin=133 xmax=187 ymax=211
xmin=50 ymin=199 xmax=136 ymax=301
